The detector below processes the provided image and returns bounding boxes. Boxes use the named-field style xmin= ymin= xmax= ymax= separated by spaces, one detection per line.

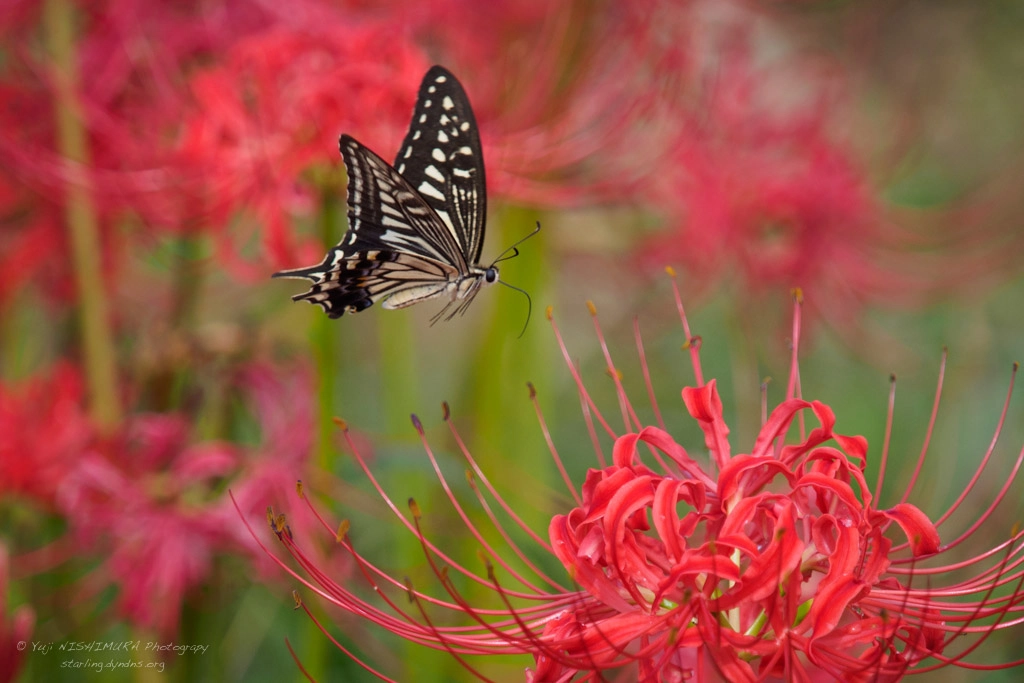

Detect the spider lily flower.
xmin=638 ymin=37 xmax=920 ymax=332
xmin=0 ymin=363 xmax=93 ymax=507
xmin=178 ymin=19 xmax=430 ymax=279
xmin=255 ymin=282 xmax=1024 ymax=681
xmin=0 ymin=361 xmax=317 ymax=638
xmin=0 ymin=1 xmax=430 ymax=287
xmin=53 ymin=363 xmax=320 ymax=638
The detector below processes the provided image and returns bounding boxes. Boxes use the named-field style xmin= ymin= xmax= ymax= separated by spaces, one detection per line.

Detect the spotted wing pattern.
xmin=393 ymin=65 xmax=487 ymax=264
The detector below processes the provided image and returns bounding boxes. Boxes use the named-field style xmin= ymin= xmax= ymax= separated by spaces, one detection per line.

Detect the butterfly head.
xmin=461 ymin=265 xmax=498 ymax=291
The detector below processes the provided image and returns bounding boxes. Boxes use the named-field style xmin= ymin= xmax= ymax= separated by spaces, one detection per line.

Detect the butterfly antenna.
xmin=497 ymin=280 xmax=533 ymax=338
xmin=491 ymin=221 xmax=540 ymax=337
xmin=491 ymin=221 xmax=542 ymax=266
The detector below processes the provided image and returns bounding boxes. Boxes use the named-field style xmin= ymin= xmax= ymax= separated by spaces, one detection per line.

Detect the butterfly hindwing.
xmin=394 ymin=65 xmax=487 ymax=265
xmin=286 ymin=250 xmax=459 ymax=318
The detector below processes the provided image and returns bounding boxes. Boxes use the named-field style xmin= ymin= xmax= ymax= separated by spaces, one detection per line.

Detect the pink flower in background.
xmin=2 ymin=0 xmax=688 ymax=309
xmin=2 ymin=0 xmax=1020 ymax=313
xmin=0 ymin=1 xmax=420 ymax=290
xmin=176 ymin=0 xmax=687 ymax=272
xmin=1 ymin=0 xmax=941 ymax=311
xmin=219 ymin=363 xmax=344 ymax=579
xmin=259 ymin=287 xmax=1024 ymax=680
xmin=0 ymin=0 xmax=286 ymax=209
xmin=0 ymin=178 xmax=73 ymax=306
xmin=4 ymin=0 xmax=645 ymax=294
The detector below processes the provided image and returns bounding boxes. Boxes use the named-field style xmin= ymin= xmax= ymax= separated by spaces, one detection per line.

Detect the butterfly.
xmin=273 ymin=65 xmax=537 ymax=325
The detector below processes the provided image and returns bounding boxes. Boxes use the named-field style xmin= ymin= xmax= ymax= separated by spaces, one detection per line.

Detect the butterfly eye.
xmin=485 ymin=267 xmax=498 ymax=284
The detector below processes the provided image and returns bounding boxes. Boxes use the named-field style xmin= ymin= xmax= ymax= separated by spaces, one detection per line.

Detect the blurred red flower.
xmin=51 ymin=361 xmax=320 ymax=638
xmin=638 ymin=33 xmax=931 ymax=333
xmin=0 ymin=358 xmax=318 ymax=638
xmin=57 ymin=412 xmax=242 ymax=637
xmin=178 ymin=18 xmax=430 ymax=279
xmin=0 ymin=363 xmax=93 ymax=507
xmin=401 ymin=0 xmax=699 ymax=208
xmin=220 ymin=363 xmax=344 ymax=579
xmin=0 ymin=0 xmax=280 ymax=303
xmin=259 ymin=286 xmax=1024 ymax=680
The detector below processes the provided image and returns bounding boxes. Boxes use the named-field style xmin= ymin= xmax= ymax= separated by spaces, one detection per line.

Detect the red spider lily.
xmin=0 ymin=0 xmax=283 ymax=302
xmin=0 ymin=180 xmax=72 ymax=306
xmin=0 ymin=360 xmax=321 ymax=638
xmin=0 ymin=363 xmax=93 ymax=507
xmin=56 ymin=412 xmax=243 ymax=637
xmin=401 ymin=0 xmax=702 ymax=208
xmin=253 ymin=282 xmax=1024 ymax=681
xmin=180 ymin=1 xmax=687 ymax=274
xmin=1 ymin=0 xmax=732 ymax=294
xmin=177 ymin=18 xmax=430 ymax=279
xmin=0 ymin=0 xmax=426 ymax=293
xmin=54 ymin=362 xmax=320 ymax=637
xmin=0 ymin=0 xmax=283 ymax=206
xmin=0 ymin=2 xmax=493 ymax=297
xmin=638 ymin=35 xmax=934 ymax=333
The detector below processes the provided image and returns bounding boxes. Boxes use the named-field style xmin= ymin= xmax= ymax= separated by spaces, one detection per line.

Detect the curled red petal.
xmin=682 ymin=380 xmax=731 ymax=465
xmin=882 ymin=502 xmax=940 ymax=556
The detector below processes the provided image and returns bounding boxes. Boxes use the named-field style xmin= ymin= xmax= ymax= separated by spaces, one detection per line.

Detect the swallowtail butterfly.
xmin=273 ymin=65 xmax=535 ymax=324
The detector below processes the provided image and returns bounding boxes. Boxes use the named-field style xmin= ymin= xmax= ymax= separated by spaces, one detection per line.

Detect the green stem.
xmin=171 ymin=231 xmax=204 ymax=331
xmin=374 ymin=285 xmax=427 ymax=680
xmin=464 ymin=205 xmax=551 ymax=524
xmin=312 ymin=188 xmax=344 ymax=468
xmin=377 ymin=310 xmax=419 ymax=434
xmin=728 ymin=294 xmax=763 ymax=448
xmin=297 ymin=186 xmax=347 ymax=681
xmin=144 ymin=232 xmax=204 ymax=414
xmin=43 ymin=0 xmax=121 ymax=431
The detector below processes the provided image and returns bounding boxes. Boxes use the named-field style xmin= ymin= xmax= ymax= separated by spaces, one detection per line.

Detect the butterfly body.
xmin=274 ymin=66 xmax=497 ymax=322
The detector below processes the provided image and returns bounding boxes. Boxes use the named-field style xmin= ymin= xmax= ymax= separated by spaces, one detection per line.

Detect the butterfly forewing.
xmin=394 ymin=65 xmax=487 ymax=265
xmin=339 ymin=135 xmax=468 ymax=269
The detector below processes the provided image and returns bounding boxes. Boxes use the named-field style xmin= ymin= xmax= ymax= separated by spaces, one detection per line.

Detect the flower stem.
xmin=312 ymin=188 xmax=345 ymax=469
xmin=377 ymin=306 xmax=419 ymax=434
xmin=42 ymin=0 xmax=121 ymax=431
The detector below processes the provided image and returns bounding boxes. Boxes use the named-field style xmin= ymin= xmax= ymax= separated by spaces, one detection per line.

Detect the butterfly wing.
xmin=393 ymin=65 xmax=487 ymax=266
xmin=272 ymin=137 xmax=464 ymax=317
xmin=337 ymin=134 xmax=469 ymax=269
xmin=282 ymin=250 xmax=459 ymax=318
xmin=273 ymin=65 xmax=489 ymax=319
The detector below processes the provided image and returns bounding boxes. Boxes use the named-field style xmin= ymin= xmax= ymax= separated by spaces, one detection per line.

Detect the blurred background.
xmin=2 ymin=0 xmax=1023 ymax=680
